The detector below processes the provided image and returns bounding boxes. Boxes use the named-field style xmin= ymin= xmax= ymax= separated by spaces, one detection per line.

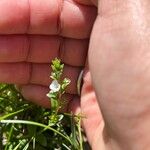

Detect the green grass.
xmin=0 ymin=59 xmax=90 ymax=150
xmin=0 ymin=83 xmax=85 ymax=150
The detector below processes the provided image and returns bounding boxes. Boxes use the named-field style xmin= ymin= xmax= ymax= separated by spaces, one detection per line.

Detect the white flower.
xmin=49 ymin=80 xmax=60 ymax=92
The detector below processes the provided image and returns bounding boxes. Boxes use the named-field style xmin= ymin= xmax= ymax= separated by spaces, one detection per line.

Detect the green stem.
xmin=0 ymin=107 xmax=31 ymax=120
xmin=77 ymin=117 xmax=83 ymax=150
xmin=0 ymin=85 xmax=9 ymax=93
xmin=0 ymin=125 xmax=2 ymax=150
xmin=4 ymin=124 xmax=14 ymax=150
xmin=0 ymin=120 xmax=72 ymax=144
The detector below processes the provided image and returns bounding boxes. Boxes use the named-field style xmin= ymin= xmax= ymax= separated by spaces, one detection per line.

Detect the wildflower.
xmin=49 ymin=80 xmax=60 ymax=93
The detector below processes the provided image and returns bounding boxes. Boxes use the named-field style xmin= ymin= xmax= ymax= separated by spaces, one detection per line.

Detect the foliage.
xmin=0 ymin=58 xmax=85 ymax=150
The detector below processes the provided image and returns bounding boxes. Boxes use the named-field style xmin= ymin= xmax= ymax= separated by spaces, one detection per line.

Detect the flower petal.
xmin=49 ymin=80 xmax=60 ymax=92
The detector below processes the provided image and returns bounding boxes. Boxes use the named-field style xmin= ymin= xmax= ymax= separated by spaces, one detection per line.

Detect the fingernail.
xmin=14 ymin=84 xmax=22 ymax=93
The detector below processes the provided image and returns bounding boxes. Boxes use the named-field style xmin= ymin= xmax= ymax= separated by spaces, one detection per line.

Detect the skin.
xmin=76 ymin=0 xmax=150 ymax=149
xmin=0 ymin=0 xmax=96 ymax=106
xmin=1 ymin=0 xmax=150 ymax=149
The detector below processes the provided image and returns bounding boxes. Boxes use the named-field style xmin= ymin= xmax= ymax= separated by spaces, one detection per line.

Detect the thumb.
xmin=89 ymin=0 xmax=150 ymax=149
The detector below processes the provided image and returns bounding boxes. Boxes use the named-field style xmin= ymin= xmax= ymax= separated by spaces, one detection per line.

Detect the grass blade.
xmin=0 ymin=120 xmax=71 ymax=144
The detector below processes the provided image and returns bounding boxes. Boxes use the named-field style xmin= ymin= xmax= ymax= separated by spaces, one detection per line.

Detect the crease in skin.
xmin=57 ymin=0 xmax=64 ymax=35
xmin=26 ymin=0 xmax=31 ymax=33
xmin=74 ymin=0 xmax=97 ymax=6
xmin=26 ymin=62 xmax=33 ymax=85
xmin=65 ymin=0 xmax=80 ymax=5
xmin=21 ymin=0 xmax=60 ymax=34
xmin=25 ymin=35 xmax=31 ymax=62
xmin=0 ymin=0 xmax=96 ymax=38
xmin=58 ymin=36 xmax=65 ymax=61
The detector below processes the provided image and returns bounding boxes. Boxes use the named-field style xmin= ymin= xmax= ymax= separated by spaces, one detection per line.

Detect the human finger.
xmin=89 ymin=0 xmax=150 ymax=148
xmin=0 ymin=0 xmax=96 ymax=39
xmin=0 ymin=63 xmax=81 ymax=94
xmin=20 ymin=84 xmax=73 ymax=109
xmin=0 ymin=35 xmax=88 ymax=66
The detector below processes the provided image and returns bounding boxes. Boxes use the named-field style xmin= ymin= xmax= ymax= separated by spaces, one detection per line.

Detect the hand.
xmin=72 ymin=0 xmax=150 ymax=149
xmin=0 ymin=0 xmax=96 ymax=107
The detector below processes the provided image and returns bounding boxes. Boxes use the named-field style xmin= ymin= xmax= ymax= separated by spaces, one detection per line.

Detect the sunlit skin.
xmin=0 ymin=0 xmax=96 ymax=106
xmin=1 ymin=0 xmax=150 ymax=149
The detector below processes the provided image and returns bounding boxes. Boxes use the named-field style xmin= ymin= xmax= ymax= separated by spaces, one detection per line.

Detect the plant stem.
xmin=4 ymin=124 xmax=14 ymax=150
xmin=0 ymin=107 xmax=31 ymax=120
xmin=0 ymin=124 xmax=3 ymax=150
xmin=0 ymin=120 xmax=72 ymax=144
xmin=77 ymin=117 xmax=83 ymax=150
